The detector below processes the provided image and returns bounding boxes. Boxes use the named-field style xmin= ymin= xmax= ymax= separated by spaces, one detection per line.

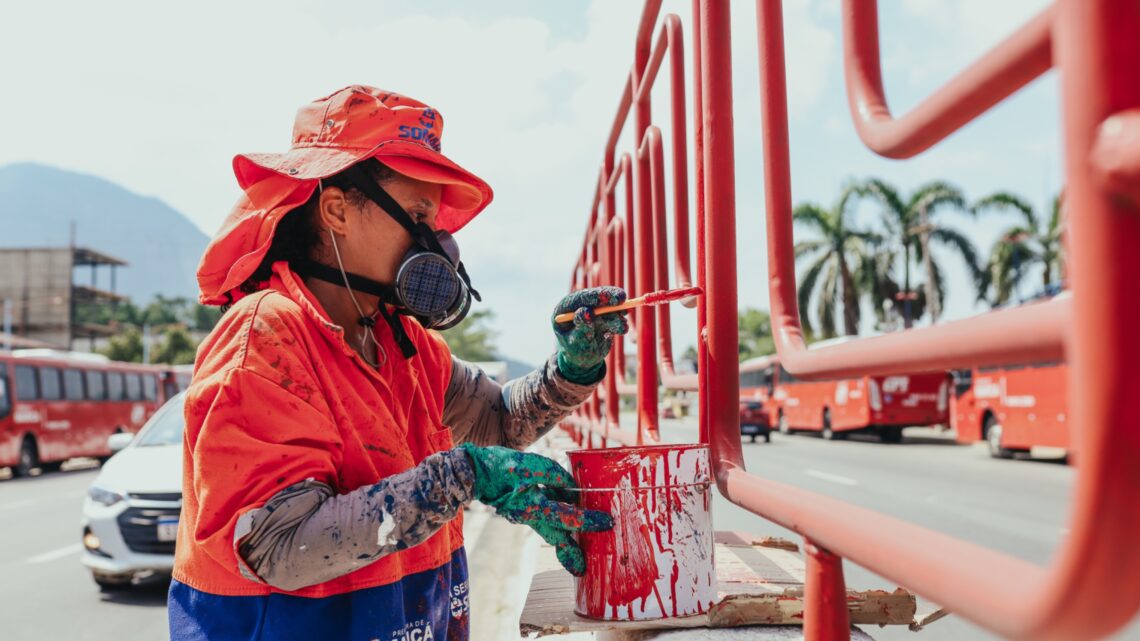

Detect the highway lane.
xmin=1 ymin=463 xmax=171 ymax=641
xmin=656 ymin=417 xmax=1140 ymax=641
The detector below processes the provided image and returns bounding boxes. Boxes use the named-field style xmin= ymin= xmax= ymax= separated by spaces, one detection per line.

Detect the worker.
xmin=168 ymin=85 xmax=629 ymax=641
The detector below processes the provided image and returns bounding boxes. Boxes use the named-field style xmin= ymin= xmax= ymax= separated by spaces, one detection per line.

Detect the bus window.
xmin=0 ymin=363 xmax=10 ymax=418
xmin=764 ymin=367 xmax=775 ymax=393
xmin=40 ymin=367 xmax=63 ymax=401
xmin=952 ymin=369 xmax=973 ymax=396
xmin=15 ymin=366 xmax=38 ymax=400
xmin=778 ymin=365 xmax=797 ymax=384
xmin=107 ymin=372 xmax=124 ymax=401
xmin=125 ymin=374 xmax=142 ymax=401
xmin=63 ymin=369 xmax=86 ymax=401
xmin=142 ymin=374 xmax=157 ymax=401
xmin=85 ymin=370 xmax=106 ymax=400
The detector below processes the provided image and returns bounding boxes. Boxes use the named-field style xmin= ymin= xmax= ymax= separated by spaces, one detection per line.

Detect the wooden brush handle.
xmin=553 ymin=297 xmax=644 ymax=325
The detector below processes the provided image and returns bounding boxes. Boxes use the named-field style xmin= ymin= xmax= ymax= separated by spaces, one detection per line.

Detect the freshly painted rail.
xmin=562 ymin=1 xmax=1140 ymax=639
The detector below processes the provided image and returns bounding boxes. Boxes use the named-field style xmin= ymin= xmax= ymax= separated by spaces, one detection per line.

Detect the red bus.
xmin=0 ymin=350 xmax=169 ymax=477
xmin=740 ymin=353 xmax=950 ymax=442
xmin=951 ymin=362 xmax=1069 ymax=459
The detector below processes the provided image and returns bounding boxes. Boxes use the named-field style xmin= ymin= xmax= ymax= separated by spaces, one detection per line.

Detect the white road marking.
xmin=27 ymin=543 xmax=83 ymax=564
xmin=804 ymin=469 xmax=859 ymax=486
xmin=0 ymin=498 xmax=37 ymax=512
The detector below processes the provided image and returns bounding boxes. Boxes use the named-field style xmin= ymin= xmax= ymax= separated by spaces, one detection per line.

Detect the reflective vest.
xmin=170 ymin=261 xmax=467 ymax=640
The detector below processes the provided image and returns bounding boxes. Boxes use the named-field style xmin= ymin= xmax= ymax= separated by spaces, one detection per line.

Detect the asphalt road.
xmin=1 ymin=461 xmax=171 ymax=641
xmin=3 ymin=425 xmax=1139 ymax=641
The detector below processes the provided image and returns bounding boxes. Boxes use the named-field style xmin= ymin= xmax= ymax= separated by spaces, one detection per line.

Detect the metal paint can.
xmin=567 ymin=443 xmax=716 ymax=620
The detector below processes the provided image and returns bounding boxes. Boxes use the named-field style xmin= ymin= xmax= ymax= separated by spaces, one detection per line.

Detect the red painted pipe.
xmin=804 ymin=539 xmax=850 ymax=641
xmin=843 ymin=0 xmax=1053 ymax=158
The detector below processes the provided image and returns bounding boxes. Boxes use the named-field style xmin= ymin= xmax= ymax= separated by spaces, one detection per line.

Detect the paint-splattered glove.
xmin=459 ymin=443 xmax=613 ymax=576
xmin=552 ymin=286 xmax=630 ymax=384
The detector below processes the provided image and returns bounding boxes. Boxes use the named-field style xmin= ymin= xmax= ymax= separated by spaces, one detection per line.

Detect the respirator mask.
xmin=300 ymin=159 xmax=480 ymax=360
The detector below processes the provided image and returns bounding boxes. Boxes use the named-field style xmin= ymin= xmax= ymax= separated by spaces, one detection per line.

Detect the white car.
xmin=81 ymin=392 xmax=185 ymax=590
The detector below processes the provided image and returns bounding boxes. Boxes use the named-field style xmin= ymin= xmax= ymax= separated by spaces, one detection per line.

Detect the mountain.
xmin=0 ymin=163 xmax=208 ymax=303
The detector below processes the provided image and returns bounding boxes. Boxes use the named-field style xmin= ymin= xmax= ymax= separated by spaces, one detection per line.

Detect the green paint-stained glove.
xmin=552 ymin=286 xmax=630 ymax=384
xmin=459 ymin=443 xmax=612 ymax=576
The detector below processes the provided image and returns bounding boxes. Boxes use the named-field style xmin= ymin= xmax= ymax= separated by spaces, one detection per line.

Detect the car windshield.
xmin=134 ymin=395 xmax=186 ymax=447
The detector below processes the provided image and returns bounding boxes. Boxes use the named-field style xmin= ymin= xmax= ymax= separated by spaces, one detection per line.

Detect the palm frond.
xmin=861 ymin=178 xmax=910 ymax=227
xmin=834 ymin=181 xmax=866 ymax=226
xmin=797 ymin=251 xmax=832 ymax=336
xmin=817 ymin=259 xmax=840 ymax=339
xmin=972 ymin=192 xmax=1038 ymax=230
xmin=930 ymin=227 xmax=985 ymax=285
xmin=795 ymin=239 xmax=829 ymax=260
xmin=908 ymin=181 xmax=967 ymax=219
xmin=792 ymin=203 xmax=835 ymax=236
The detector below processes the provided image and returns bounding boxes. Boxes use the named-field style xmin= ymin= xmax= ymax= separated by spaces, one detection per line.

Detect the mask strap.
xmin=338 ymin=162 xmax=457 ymax=256
xmin=456 ymin=262 xmax=481 ymax=302
xmin=375 ymin=303 xmax=418 ymax=359
xmin=326 ymin=229 xmax=390 ymax=367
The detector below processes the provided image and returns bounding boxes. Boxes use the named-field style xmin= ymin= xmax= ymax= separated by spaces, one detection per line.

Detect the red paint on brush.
xmin=640 ymin=285 xmax=703 ymax=305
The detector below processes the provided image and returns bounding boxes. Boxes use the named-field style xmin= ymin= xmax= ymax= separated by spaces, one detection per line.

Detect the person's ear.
xmin=317 ymin=186 xmax=351 ymax=237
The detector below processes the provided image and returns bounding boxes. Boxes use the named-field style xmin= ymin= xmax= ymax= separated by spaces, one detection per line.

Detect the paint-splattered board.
xmin=518 ymin=531 xmax=916 ymax=638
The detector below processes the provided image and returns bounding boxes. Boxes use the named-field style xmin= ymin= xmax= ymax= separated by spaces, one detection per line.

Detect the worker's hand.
xmin=551 ymin=286 xmax=629 ymax=384
xmin=459 ymin=443 xmax=612 ymax=576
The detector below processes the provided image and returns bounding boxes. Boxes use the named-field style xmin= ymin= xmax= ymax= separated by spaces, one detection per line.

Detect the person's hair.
xmin=222 ymin=160 xmax=396 ymax=309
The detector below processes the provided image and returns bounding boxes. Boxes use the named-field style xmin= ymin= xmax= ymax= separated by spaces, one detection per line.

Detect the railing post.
xmin=691 ymin=0 xmax=709 ymax=445
xmin=634 ymin=44 xmax=661 ymax=441
xmin=804 ymin=539 xmax=851 ymax=641
xmin=699 ymin=0 xmax=741 ymax=474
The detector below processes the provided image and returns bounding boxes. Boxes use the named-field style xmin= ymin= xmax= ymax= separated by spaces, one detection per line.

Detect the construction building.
xmin=0 ymin=246 xmax=127 ymax=350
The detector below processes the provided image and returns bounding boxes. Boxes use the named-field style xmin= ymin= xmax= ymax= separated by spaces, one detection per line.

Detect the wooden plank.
xmin=519 ymin=537 xmax=917 ymax=637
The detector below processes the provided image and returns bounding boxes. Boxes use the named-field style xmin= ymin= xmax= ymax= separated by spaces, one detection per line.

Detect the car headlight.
xmin=88 ymin=485 xmax=124 ymax=507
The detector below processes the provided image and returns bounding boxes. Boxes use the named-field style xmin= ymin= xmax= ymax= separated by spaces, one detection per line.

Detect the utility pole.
xmin=2 ymin=299 xmax=11 ymax=351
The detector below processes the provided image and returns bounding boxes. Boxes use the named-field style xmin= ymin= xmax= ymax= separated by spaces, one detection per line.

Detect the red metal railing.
xmin=566 ymin=1 xmax=1140 ymax=639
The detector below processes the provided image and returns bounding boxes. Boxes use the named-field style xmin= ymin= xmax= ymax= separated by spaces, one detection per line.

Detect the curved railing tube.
xmin=843 ymin=0 xmax=1053 ymax=159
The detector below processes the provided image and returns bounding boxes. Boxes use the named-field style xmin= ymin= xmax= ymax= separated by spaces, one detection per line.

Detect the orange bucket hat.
xmin=197 ymin=85 xmax=494 ymax=305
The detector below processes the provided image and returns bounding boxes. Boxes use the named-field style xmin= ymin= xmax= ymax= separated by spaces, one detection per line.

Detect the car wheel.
xmin=39 ymin=461 xmax=64 ymax=473
xmin=13 ymin=437 xmax=39 ymax=477
xmin=93 ymin=571 xmax=132 ymax=592
xmin=985 ymin=418 xmax=1012 ymax=459
xmin=880 ymin=427 xmax=903 ymax=444
xmin=778 ymin=413 xmax=790 ymax=435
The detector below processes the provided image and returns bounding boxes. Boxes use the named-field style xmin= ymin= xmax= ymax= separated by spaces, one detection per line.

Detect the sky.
xmin=0 ymin=0 xmax=1057 ymax=364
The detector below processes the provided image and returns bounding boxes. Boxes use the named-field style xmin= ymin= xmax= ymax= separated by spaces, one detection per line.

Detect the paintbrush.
xmin=554 ymin=286 xmax=703 ymax=324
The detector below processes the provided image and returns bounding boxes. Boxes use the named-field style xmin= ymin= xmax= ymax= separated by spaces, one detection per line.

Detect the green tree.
xmin=861 ymin=179 xmax=984 ymax=325
xmin=440 ymin=309 xmax=499 ymax=362
xmin=101 ymin=327 xmax=144 ymax=362
xmin=793 ymin=185 xmax=878 ymax=338
xmin=152 ymin=327 xmax=198 ymax=365
xmin=193 ymin=304 xmax=223 ymax=332
xmin=738 ymin=308 xmax=775 ymax=360
xmin=973 ymin=192 xmax=1065 ymax=306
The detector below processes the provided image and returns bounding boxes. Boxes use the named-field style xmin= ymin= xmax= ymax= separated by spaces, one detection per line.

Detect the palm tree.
xmin=861 ymin=179 xmax=984 ymax=326
xmin=793 ymin=185 xmax=878 ymax=338
xmin=973 ymin=192 xmax=1065 ymax=306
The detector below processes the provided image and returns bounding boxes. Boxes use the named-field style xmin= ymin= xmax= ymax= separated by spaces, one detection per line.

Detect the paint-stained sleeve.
xmin=232 ymin=448 xmax=475 ymax=591
xmin=443 ymin=353 xmax=599 ymax=449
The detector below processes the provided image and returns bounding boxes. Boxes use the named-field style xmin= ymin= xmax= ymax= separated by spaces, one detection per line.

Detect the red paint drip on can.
xmin=568 ymin=443 xmax=716 ymax=620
